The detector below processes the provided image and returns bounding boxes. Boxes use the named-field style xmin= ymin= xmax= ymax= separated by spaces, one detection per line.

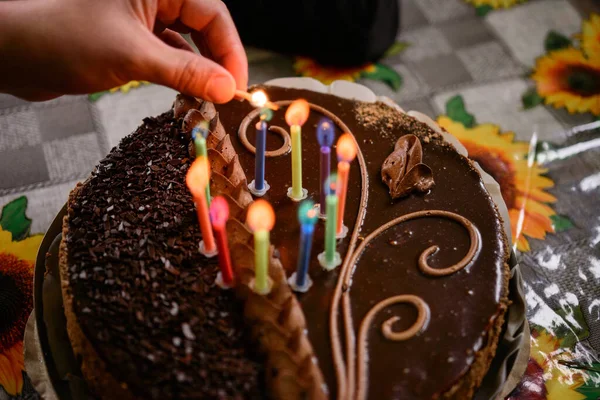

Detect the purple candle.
xmin=316 ymin=118 xmax=335 ymax=216
xmin=255 ymin=120 xmax=267 ymax=191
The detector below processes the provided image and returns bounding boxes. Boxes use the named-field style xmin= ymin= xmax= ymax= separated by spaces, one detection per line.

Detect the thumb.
xmin=137 ymin=36 xmax=236 ymax=103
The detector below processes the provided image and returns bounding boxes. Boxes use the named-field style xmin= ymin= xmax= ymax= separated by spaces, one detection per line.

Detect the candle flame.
xmin=298 ymin=200 xmax=318 ymax=225
xmin=285 ymin=99 xmax=310 ymax=127
xmin=325 ymin=173 xmax=338 ymax=195
xmin=247 ymin=199 xmax=275 ymax=232
xmin=209 ymin=196 xmax=229 ymax=227
xmin=317 ymin=117 xmax=335 ymax=147
xmin=336 ymin=133 xmax=357 ymax=162
xmin=250 ymin=90 xmax=268 ymax=108
xmin=186 ymin=157 xmax=210 ymax=198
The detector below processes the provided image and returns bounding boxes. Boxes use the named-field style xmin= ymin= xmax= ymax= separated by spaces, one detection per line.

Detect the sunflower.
xmin=0 ymin=227 xmax=42 ymax=396
xmin=437 ymin=116 xmax=556 ymax=252
xmin=293 ymin=57 xmax=377 ymax=85
xmin=532 ymin=47 xmax=600 ymax=115
xmin=582 ymin=14 xmax=600 ymax=61
xmin=464 ymin=0 xmax=526 ymax=8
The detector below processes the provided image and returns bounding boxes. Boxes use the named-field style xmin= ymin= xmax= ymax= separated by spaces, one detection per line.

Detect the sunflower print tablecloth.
xmin=2 ymin=0 xmax=600 ymax=399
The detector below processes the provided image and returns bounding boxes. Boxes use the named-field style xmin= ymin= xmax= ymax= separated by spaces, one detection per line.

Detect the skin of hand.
xmin=0 ymin=0 xmax=248 ymax=103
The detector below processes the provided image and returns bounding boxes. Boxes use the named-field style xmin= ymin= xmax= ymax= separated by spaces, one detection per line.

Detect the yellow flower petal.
xmin=546 ymin=375 xmax=586 ymax=400
xmin=0 ymin=342 xmax=24 ymax=396
xmin=582 ymin=13 xmax=600 ymax=61
xmin=0 ymin=228 xmax=42 ymax=262
xmin=514 ymin=196 xmax=556 ymax=219
xmin=465 ymin=0 xmax=525 ymax=8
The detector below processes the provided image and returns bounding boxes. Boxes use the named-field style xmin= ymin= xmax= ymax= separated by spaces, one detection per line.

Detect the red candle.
xmin=186 ymin=157 xmax=217 ymax=256
xmin=209 ymin=196 xmax=234 ymax=287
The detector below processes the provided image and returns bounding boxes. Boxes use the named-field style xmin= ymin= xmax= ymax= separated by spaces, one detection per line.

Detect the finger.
xmin=157 ymin=0 xmax=248 ymax=91
xmin=158 ymin=29 xmax=194 ymax=52
xmin=191 ymin=31 xmax=212 ymax=59
xmin=136 ymin=34 xmax=235 ymax=103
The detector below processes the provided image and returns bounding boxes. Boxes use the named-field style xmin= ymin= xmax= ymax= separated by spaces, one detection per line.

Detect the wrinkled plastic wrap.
xmin=505 ymin=121 xmax=600 ymax=399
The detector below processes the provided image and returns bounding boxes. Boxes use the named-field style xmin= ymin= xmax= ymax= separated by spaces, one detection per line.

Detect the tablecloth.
xmin=1 ymin=0 xmax=599 ymax=398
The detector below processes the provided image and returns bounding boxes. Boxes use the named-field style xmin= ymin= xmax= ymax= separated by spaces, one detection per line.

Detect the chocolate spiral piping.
xmin=356 ymin=295 xmax=430 ymax=400
xmin=238 ymin=99 xmax=371 ymax=399
xmin=343 ymin=209 xmax=480 ymax=399
xmin=238 ymin=109 xmax=292 ymax=157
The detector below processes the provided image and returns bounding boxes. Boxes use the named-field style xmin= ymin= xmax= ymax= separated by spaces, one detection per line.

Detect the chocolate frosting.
xmin=214 ymin=87 xmax=509 ymax=399
xmin=63 ymin=86 xmax=508 ymax=400
xmin=381 ymin=134 xmax=434 ymax=199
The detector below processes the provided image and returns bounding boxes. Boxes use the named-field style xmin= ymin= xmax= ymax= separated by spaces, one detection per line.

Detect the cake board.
xmin=26 ymin=79 xmax=530 ymax=399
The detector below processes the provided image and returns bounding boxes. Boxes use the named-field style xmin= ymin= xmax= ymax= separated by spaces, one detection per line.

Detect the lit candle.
xmin=192 ymin=120 xmax=211 ymax=206
xmin=318 ymin=174 xmax=342 ymax=271
xmin=246 ymin=199 xmax=276 ymax=294
xmin=336 ymin=133 xmax=357 ymax=239
xmin=234 ymin=89 xmax=279 ymax=111
xmin=316 ymin=118 xmax=335 ymax=217
xmin=186 ymin=157 xmax=217 ymax=257
xmin=248 ymin=107 xmax=273 ymax=197
xmin=288 ymin=200 xmax=318 ymax=292
xmin=209 ymin=196 xmax=234 ymax=288
xmin=285 ymin=99 xmax=310 ymax=201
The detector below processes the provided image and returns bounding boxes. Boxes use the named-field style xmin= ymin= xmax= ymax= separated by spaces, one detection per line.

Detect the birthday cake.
xmin=59 ymin=81 xmax=510 ymax=399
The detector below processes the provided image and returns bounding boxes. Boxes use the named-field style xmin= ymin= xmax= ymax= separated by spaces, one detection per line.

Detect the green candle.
xmin=194 ymin=133 xmax=211 ymax=206
xmin=318 ymin=174 xmax=342 ymax=271
xmin=254 ymin=230 xmax=269 ymax=294
xmin=324 ymin=193 xmax=338 ymax=263
xmin=291 ymin=124 xmax=303 ymax=198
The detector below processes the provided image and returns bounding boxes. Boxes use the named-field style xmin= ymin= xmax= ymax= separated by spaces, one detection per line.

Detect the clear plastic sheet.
xmin=504 ymin=121 xmax=600 ymax=399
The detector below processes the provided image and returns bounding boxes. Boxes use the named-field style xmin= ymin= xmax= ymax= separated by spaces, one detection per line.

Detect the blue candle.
xmin=248 ymin=108 xmax=272 ymax=197
xmin=288 ymin=200 xmax=318 ymax=292
xmin=317 ymin=118 xmax=335 ymax=217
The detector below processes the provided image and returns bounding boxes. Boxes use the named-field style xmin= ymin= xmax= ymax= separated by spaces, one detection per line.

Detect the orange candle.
xmin=186 ymin=157 xmax=217 ymax=257
xmin=335 ymin=134 xmax=357 ymax=237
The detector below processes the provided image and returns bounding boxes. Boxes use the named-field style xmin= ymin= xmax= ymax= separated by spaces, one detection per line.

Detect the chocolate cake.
xmin=59 ymin=84 xmax=510 ymax=399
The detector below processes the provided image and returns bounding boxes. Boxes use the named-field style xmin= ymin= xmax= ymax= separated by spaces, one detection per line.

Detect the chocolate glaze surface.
xmin=64 ymin=86 xmax=507 ymax=400
xmin=214 ymin=86 xmax=508 ymax=399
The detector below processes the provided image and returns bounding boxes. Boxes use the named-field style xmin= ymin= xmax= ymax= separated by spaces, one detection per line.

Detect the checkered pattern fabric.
xmin=1 ymin=0 xmax=599 ymax=367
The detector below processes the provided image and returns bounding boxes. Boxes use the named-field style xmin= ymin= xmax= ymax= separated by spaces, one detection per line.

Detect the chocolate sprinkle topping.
xmin=65 ymin=111 xmax=263 ymax=399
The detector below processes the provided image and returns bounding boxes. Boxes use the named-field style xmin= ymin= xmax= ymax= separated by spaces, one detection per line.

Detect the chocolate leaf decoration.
xmin=382 ymin=135 xmax=434 ymax=199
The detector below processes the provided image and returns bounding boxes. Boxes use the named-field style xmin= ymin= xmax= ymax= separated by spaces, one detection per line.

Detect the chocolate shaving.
xmin=381 ymin=134 xmax=434 ymax=199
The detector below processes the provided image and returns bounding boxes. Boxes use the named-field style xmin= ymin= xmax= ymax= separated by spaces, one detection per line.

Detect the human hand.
xmin=0 ymin=0 xmax=247 ymax=103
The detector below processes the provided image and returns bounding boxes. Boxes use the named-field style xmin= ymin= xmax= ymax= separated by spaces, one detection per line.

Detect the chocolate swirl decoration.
xmin=357 ymin=295 xmax=430 ymax=400
xmin=344 ymin=210 xmax=481 ymax=399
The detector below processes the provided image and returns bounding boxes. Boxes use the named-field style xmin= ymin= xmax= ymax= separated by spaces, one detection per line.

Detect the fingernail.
xmin=206 ymin=75 xmax=234 ymax=103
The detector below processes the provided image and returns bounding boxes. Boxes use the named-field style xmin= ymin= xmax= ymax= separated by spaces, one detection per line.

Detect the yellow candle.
xmin=246 ymin=200 xmax=276 ymax=294
xmin=285 ymin=99 xmax=310 ymax=201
